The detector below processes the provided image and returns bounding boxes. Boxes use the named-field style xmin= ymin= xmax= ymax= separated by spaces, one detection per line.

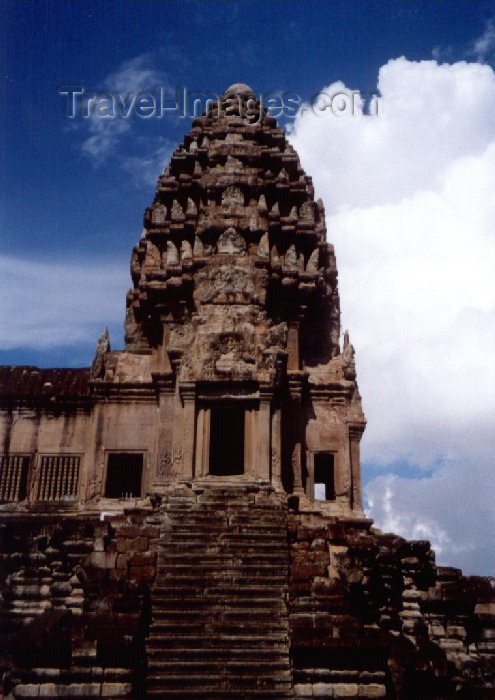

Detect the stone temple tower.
xmin=0 ymin=84 xmax=494 ymax=699
xmin=109 ymin=81 xmax=366 ymax=510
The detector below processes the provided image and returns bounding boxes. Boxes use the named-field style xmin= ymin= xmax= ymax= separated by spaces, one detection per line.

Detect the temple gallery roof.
xmin=0 ymin=366 xmax=90 ymax=403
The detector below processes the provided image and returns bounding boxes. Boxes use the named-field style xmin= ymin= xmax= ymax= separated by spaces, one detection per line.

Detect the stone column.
xmin=85 ymin=400 xmax=105 ymax=501
xmin=195 ymin=406 xmax=211 ymax=477
xmin=179 ymin=382 xmax=196 ymax=480
xmin=288 ymin=372 xmax=306 ymax=495
xmin=244 ymin=407 xmax=258 ymax=478
xmin=287 ymin=322 xmax=300 ymax=371
xmin=271 ymin=403 xmax=282 ymax=489
xmin=349 ymin=423 xmax=365 ymax=512
xmin=170 ymin=386 xmax=184 ymax=478
xmin=258 ymin=386 xmax=272 ymax=482
xmin=152 ymin=371 xmax=175 ymax=486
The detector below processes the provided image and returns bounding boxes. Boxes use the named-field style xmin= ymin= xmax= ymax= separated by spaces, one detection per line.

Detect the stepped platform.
xmin=145 ymin=485 xmax=293 ymax=698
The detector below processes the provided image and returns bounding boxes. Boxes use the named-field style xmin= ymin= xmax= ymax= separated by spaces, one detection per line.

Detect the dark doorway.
xmin=209 ymin=405 xmax=244 ymax=476
xmin=314 ymin=452 xmax=335 ymax=500
xmin=105 ymin=453 xmax=143 ymax=498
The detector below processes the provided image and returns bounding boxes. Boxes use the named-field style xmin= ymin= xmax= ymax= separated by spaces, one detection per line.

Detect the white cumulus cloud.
xmin=0 ymin=256 xmax=128 ymax=350
xmin=289 ymin=57 xmax=495 ymax=575
xmin=79 ymin=53 xmax=171 ymax=164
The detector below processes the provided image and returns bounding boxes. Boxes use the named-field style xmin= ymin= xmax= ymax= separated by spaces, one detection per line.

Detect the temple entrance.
xmin=105 ymin=453 xmax=143 ymax=498
xmin=314 ymin=453 xmax=335 ymax=501
xmin=209 ymin=405 xmax=244 ymax=476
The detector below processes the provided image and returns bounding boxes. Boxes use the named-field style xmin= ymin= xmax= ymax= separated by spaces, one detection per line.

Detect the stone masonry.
xmin=0 ymin=84 xmax=494 ymax=698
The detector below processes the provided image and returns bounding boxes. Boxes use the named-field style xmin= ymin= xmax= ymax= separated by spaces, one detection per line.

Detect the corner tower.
xmin=91 ymin=83 xmax=366 ymax=513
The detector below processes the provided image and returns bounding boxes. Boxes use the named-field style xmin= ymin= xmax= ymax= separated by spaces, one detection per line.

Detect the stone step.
xmin=158 ymin=550 xmax=289 ymax=570
xmin=151 ymin=585 xmax=285 ymax=599
xmin=150 ymin=608 xmax=286 ymax=622
xmin=146 ymin=633 xmax=289 ymax=649
xmin=156 ymin=562 xmax=287 ymax=585
xmin=158 ymin=537 xmax=288 ymax=548
xmin=146 ymin=674 xmax=292 ymax=690
xmin=148 ymin=659 xmax=291 ymax=674
xmin=167 ymin=510 xmax=286 ymax=520
xmin=293 ymin=668 xmax=387 ymax=683
xmin=146 ymin=646 xmax=289 ymax=660
xmin=12 ymin=680 xmax=132 ymax=697
xmin=157 ymin=556 xmax=287 ymax=568
xmin=151 ymin=597 xmax=284 ymax=611
xmin=153 ymin=575 xmax=288 ymax=587
xmin=149 ymin=621 xmax=288 ymax=636
xmin=145 ymin=489 xmax=290 ymax=695
xmin=147 ymin=689 xmax=293 ymax=698
xmin=13 ymin=668 xmax=133 ymax=687
xmin=168 ymin=524 xmax=285 ymax=535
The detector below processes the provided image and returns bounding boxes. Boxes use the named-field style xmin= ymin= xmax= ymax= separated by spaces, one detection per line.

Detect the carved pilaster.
xmin=258 ymin=385 xmax=273 ymax=481
xmin=179 ymin=382 xmax=196 ymax=480
xmin=349 ymin=422 xmax=366 ymax=512
xmin=287 ymin=371 xmax=308 ymax=495
xmin=271 ymin=403 xmax=282 ymax=489
xmin=153 ymin=371 xmax=176 ymax=484
xmin=287 ymin=322 xmax=300 ymax=371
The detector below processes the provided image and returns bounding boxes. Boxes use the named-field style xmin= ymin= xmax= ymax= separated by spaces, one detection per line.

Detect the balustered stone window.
xmin=37 ymin=455 xmax=80 ymax=501
xmin=0 ymin=455 xmax=30 ymax=502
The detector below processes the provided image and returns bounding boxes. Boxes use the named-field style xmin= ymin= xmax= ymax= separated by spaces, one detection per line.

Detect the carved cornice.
xmin=179 ymin=381 xmax=196 ymax=401
xmin=348 ymin=422 xmax=367 ymax=440
xmin=89 ymin=381 xmax=156 ymax=403
xmin=287 ymin=370 xmax=309 ymax=400
xmin=151 ymin=371 xmax=175 ymax=394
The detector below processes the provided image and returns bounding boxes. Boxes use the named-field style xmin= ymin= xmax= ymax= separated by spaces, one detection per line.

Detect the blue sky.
xmin=1 ymin=1 xmax=494 ymax=575
xmin=1 ymin=1 xmax=491 ymax=364
xmin=2 ymin=2 xmax=490 ymax=260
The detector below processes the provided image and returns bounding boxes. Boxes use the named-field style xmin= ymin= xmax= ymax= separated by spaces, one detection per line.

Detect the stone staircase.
xmin=146 ymin=484 xmax=293 ymax=698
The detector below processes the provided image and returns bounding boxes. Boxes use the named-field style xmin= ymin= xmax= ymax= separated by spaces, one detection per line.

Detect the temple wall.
xmin=0 ymin=401 xmax=161 ymax=506
xmin=1 ymin=391 xmax=366 ymax=512
xmin=91 ymin=401 xmax=159 ymax=497
xmin=304 ymin=400 xmax=356 ymax=511
xmin=288 ymin=509 xmax=495 ymax=698
xmin=0 ymin=512 xmax=155 ymax=697
xmin=1 ymin=499 xmax=493 ymax=698
xmin=1 ymin=409 xmax=92 ymax=456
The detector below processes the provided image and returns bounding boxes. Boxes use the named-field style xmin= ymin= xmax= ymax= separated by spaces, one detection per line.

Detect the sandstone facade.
xmin=1 ymin=84 xmax=493 ymax=698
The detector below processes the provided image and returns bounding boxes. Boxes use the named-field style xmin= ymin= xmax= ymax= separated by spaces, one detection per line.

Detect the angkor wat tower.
xmin=1 ymin=84 xmax=494 ymax=699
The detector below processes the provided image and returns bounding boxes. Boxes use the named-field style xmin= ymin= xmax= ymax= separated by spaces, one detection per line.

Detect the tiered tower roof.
xmin=125 ymin=84 xmax=340 ymax=371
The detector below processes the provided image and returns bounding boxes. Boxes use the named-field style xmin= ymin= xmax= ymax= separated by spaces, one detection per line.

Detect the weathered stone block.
xmin=39 ymin=684 xmax=69 ymax=697
xmin=130 ymin=564 xmax=155 ymax=581
xmin=313 ymin=682 xmax=335 ymax=695
xmin=67 ymin=683 xmax=101 ymax=696
xmin=87 ymin=551 xmax=117 ymax=569
xmin=129 ymin=552 xmax=156 ymax=566
xmin=13 ymin=685 xmax=39 ymax=697
xmin=116 ymin=554 xmax=130 ymax=569
xmin=101 ymin=682 xmax=132 ymax=696
xmin=333 ymin=683 xmax=359 ymax=697
xmin=358 ymin=684 xmax=387 ymax=697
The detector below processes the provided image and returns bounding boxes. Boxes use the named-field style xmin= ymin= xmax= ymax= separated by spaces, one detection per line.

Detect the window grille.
xmin=0 ymin=455 xmax=30 ymax=501
xmin=37 ymin=455 xmax=80 ymax=501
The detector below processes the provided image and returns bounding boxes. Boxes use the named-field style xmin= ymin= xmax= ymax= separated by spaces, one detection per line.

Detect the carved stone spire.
xmin=125 ymin=84 xmax=339 ymax=366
